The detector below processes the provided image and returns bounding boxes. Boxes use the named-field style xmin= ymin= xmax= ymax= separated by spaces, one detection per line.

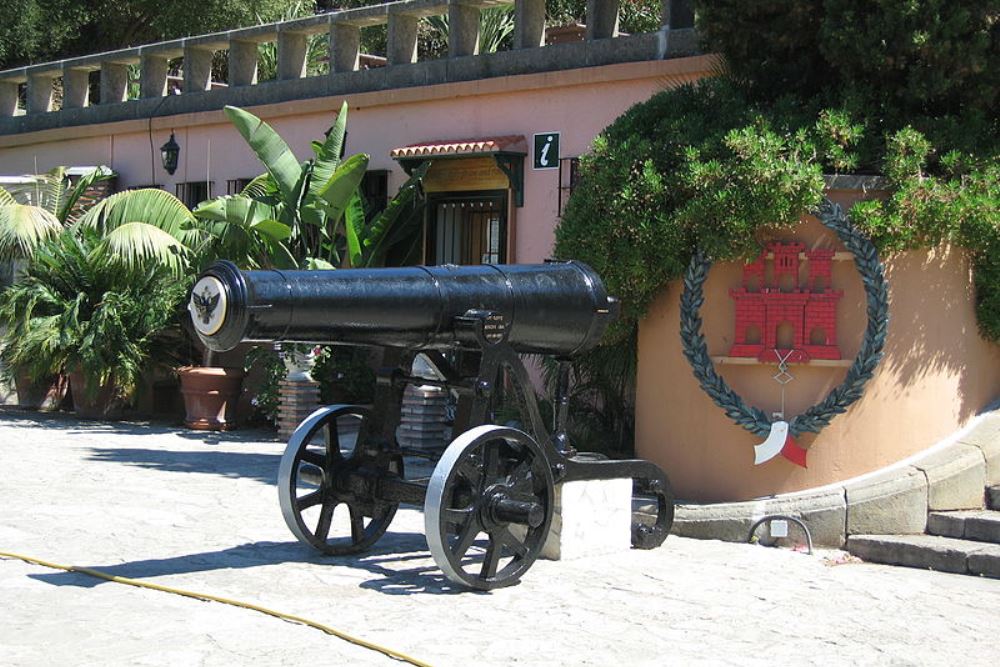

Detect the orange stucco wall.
xmin=0 ymin=56 xmax=714 ymax=265
xmin=636 ymin=189 xmax=1000 ymax=502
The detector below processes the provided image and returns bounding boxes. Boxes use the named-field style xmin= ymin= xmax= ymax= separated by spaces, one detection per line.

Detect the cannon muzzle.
xmin=188 ymin=261 xmax=617 ymax=356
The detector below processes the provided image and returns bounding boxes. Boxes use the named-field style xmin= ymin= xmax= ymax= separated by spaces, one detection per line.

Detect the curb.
xmin=671 ymin=406 xmax=1000 ymax=547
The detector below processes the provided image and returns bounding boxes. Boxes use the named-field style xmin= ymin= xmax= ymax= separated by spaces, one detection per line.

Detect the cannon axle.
xmin=488 ymin=496 xmax=545 ymax=529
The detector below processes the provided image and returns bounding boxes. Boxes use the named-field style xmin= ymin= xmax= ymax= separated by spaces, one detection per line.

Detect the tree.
xmin=0 ymin=0 xmax=294 ymax=69
xmin=547 ymin=0 xmax=662 ymax=33
xmin=695 ymin=0 xmax=999 ymax=125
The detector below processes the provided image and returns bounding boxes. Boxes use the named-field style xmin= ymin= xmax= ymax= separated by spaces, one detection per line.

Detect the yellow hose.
xmin=0 ymin=550 xmax=433 ymax=667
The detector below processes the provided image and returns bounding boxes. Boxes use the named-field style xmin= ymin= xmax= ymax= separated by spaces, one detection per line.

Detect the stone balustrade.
xmin=0 ymin=0 xmax=696 ymax=133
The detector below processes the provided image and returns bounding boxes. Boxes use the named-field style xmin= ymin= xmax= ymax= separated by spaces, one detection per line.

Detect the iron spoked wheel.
xmin=278 ymin=405 xmax=402 ymax=555
xmin=424 ymin=425 xmax=554 ymax=590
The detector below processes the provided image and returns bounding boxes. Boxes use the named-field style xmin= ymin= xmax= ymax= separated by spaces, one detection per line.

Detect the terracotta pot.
xmin=177 ymin=366 xmax=244 ymax=431
xmin=68 ymin=370 xmax=120 ymax=420
xmin=15 ymin=371 xmax=70 ymax=411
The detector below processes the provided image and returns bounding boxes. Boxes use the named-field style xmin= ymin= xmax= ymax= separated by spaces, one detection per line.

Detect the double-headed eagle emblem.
xmin=191 ymin=285 xmax=221 ymax=326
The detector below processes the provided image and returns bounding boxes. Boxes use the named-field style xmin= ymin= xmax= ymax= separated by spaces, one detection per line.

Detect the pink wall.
xmin=0 ymin=56 xmax=714 ymax=264
xmin=636 ymin=192 xmax=1000 ymax=502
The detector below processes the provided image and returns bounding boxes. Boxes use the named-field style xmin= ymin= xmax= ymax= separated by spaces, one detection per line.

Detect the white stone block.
xmin=541 ymin=478 xmax=633 ymax=560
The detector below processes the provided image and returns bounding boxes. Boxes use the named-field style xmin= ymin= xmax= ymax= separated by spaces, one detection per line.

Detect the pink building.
xmin=0 ymin=0 xmax=704 ymax=268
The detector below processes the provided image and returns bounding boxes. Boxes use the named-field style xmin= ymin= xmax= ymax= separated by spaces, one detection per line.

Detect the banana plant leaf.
xmin=342 ymin=191 xmax=366 ymax=268
xmin=192 ymin=196 xmax=294 ymax=268
xmin=359 ymin=161 xmax=431 ymax=266
xmin=240 ymin=173 xmax=280 ymax=201
xmin=251 ymin=218 xmax=293 ymax=242
xmin=304 ymin=257 xmax=336 ymax=270
xmin=310 ymin=153 xmax=369 ymax=225
xmin=307 ymin=101 xmax=349 ymax=207
xmin=194 ymin=195 xmax=282 ymax=227
xmin=224 ymin=105 xmax=306 ymax=208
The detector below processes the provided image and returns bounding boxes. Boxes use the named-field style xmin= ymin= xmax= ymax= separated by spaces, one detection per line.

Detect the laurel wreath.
xmin=679 ymin=198 xmax=890 ymax=438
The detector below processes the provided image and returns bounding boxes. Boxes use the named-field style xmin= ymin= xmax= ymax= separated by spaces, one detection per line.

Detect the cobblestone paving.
xmin=2 ymin=409 xmax=999 ymax=666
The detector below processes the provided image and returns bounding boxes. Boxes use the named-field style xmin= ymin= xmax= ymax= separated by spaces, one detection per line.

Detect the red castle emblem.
xmin=729 ymin=242 xmax=843 ymax=363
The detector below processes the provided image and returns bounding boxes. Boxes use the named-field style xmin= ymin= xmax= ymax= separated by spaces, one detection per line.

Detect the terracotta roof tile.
xmin=390 ymin=135 xmax=527 ymax=159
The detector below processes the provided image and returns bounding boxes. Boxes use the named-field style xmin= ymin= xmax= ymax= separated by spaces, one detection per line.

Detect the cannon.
xmin=189 ymin=260 xmax=674 ymax=589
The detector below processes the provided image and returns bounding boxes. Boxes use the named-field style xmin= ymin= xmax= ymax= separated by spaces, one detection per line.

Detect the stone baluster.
xmin=330 ymin=21 xmax=361 ymax=73
xmin=387 ymin=10 xmax=419 ymax=66
xmin=514 ymin=0 xmax=545 ymax=49
xmin=586 ymin=0 xmax=620 ymax=40
xmin=0 ymin=81 xmax=19 ymax=116
xmin=277 ymin=30 xmax=308 ymax=80
xmin=448 ymin=2 xmax=481 ymax=57
xmin=27 ymin=73 xmax=56 ymax=113
xmin=100 ymin=62 xmax=129 ymax=104
xmin=184 ymin=44 xmax=214 ymax=93
xmin=140 ymin=54 xmax=170 ymax=98
xmin=228 ymin=40 xmax=258 ymax=87
xmin=62 ymin=67 xmax=91 ymax=109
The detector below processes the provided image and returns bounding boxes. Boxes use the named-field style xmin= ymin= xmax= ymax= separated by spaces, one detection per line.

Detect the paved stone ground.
xmin=2 ymin=409 xmax=999 ymax=666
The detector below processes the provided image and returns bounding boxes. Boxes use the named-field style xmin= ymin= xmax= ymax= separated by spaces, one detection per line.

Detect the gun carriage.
xmin=190 ymin=260 xmax=674 ymax=589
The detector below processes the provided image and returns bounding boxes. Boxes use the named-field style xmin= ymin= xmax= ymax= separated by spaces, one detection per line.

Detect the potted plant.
xmin=0 ymin=166 xmax=114 ymax=408
xmin=0 ymin=229 xmax=185 ymax=419
xmin=65 ymin=184 xmax=240 ymax=428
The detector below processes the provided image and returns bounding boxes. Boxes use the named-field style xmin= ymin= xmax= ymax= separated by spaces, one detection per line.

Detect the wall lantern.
xmin=160 ymin=133 xmax=180 ymax=175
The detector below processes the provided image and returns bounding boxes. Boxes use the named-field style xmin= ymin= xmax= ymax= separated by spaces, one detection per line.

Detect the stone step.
xmin=928 ymin=510 xmax=1000 ymax=544
xmin=847 ymin=534 xmax=1000 ymax=578
xmin=988 ymin=485 xmax=1000 ymax=511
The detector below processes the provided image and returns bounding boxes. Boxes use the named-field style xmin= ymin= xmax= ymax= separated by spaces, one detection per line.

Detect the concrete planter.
xmin=177 ymin=366 xmax=244 ymax=431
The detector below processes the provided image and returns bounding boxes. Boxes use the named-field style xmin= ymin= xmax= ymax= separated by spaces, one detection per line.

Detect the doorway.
xmin=426 ymin=191 xmax=508 ymax=265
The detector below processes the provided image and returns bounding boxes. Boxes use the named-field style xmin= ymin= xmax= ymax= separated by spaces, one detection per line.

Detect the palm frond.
xmin=41 ymin=167 xmax=68 ymax=219
xmin=76 ymin=188 xmax=199 ymax=249
xmin=427 ymin=6 xmax=515 ymax=54
xmin=0 ymin=204 xmax=62 ymax=260
xmin=100 ymin=222 xmax=191 ymax=276
xmin=0 ymin=228 xmax=185 ymax=400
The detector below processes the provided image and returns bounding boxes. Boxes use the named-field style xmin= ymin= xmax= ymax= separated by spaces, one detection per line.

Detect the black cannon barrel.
xmin=188 ymin=261 xmax=617 ymax=356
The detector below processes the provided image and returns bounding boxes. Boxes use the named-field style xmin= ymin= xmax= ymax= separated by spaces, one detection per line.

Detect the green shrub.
xmin=555 ymin=79 xmax=824 ymax=339
xmin=0 ymin=229 xmax=185 ymax=400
